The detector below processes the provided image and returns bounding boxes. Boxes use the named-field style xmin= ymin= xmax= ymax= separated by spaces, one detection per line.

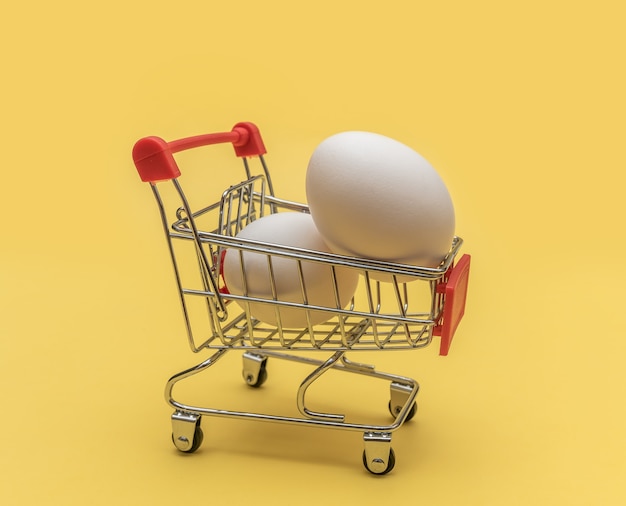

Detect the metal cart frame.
xmin=132 ymin=122 xmax=471 ymax=474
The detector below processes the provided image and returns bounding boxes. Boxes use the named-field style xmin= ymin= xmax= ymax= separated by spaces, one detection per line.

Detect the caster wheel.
xmin=172 ymin=425 xmax=203 ymax=453
xmin=244 ymin=361 xmax=268 ymax=388
xmin=389 ymin=401 xmax=417 ymax=422
xmin=363 ymin=447 xmax=396 ymax=475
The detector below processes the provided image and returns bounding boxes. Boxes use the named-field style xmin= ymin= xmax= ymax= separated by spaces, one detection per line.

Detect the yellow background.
xmin=2 ymin=0 xmax=625 ymax=504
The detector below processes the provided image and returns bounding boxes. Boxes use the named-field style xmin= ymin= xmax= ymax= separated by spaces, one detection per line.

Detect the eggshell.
xmin=222 ymin=212 xmax=359 ymax=327
xmin=305 ymin=131 xmax=455 ymax=280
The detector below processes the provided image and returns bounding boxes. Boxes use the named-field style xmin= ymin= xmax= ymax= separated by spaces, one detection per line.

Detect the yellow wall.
xmin=2 ymin=1 xmax=625 ymax=504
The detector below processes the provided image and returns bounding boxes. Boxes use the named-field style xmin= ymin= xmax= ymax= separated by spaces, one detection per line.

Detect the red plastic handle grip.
xmin=132 ymin=122 xmax=266 ymax=183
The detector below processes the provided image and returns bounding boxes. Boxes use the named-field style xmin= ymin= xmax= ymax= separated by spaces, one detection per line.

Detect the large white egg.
xmin=222 ymin=212 xmax=359 ymax=328
xmin=305 ymin=131 xmax=455 ymax=279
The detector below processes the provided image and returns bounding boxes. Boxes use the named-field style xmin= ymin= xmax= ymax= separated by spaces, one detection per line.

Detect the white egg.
xmin=305 ymin=131 xmax=455 ymax=280
xmin=222 ymin=212 xmax=359 ymax=328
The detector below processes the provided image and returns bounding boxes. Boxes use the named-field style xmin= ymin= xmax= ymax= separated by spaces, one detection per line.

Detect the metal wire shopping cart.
xmin=132 ymin=122 xmax=471 ymax=474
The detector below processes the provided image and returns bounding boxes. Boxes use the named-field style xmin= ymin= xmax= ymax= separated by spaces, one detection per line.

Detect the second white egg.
xmin=222 ymin=212 xmax=360 ymax=328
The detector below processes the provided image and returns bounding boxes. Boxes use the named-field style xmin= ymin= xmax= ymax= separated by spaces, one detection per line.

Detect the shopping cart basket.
xmin=132 ymin=122 xmax=471 ymax=474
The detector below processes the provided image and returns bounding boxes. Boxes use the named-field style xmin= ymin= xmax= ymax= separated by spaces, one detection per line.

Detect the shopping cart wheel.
xmin=171 ymin=411 xmax=203 ymax=453
xmin=388 ymin=401 xmax=418 ymax=422
xmin=171 ymin=426 xmax=204 ymax=453
xmin=242 ymin=352 xmax=268 ymax=388
xmin=362 ymin=447 xmax=396 ymax=475
xmin=246 ymin=366 xmax=268 ymax=388
xmin=363 ymin=432 xmax=395 ymax=475
xmin=389 ymin=381 xmax=418 ymax=422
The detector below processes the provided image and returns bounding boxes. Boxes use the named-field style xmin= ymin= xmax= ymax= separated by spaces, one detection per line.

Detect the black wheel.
xmin=389 ymin=401 xmax=417 ymax=422
xmin=172 ymin=425 xmax=204 ymax=453
xmin=363 ymin=447 xmax=396 ymax=475
xmin=244 ymin=363 xmax=268 ymax=388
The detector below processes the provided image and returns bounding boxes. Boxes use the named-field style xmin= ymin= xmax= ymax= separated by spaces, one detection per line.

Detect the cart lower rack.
xmin=132 ymin=122 xmax=471 ymax=474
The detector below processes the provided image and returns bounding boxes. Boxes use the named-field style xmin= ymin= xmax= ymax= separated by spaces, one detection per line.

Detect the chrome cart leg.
xmin=242 ymin=351 xmax=268 ymax=387
xmin=363 ymin=431 xmax=395 ymax=475
xmin=389 ymin=381 xmax=418 ymax=422
xmin=297 ymin=350 xmax=346 ymax=422
xmin=171 ymin=411 xmax=203 ymax=453
xmin=164 ymin=349 xmax=227 ymax=454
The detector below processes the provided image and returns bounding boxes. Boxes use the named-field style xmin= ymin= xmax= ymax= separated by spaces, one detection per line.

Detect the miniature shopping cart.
xmin=132 ymin=122 xmax=471 ymax=474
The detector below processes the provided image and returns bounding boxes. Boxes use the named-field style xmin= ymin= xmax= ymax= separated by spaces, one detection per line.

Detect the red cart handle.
xmin=132 ymin=122 xmax=266 ymax=183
